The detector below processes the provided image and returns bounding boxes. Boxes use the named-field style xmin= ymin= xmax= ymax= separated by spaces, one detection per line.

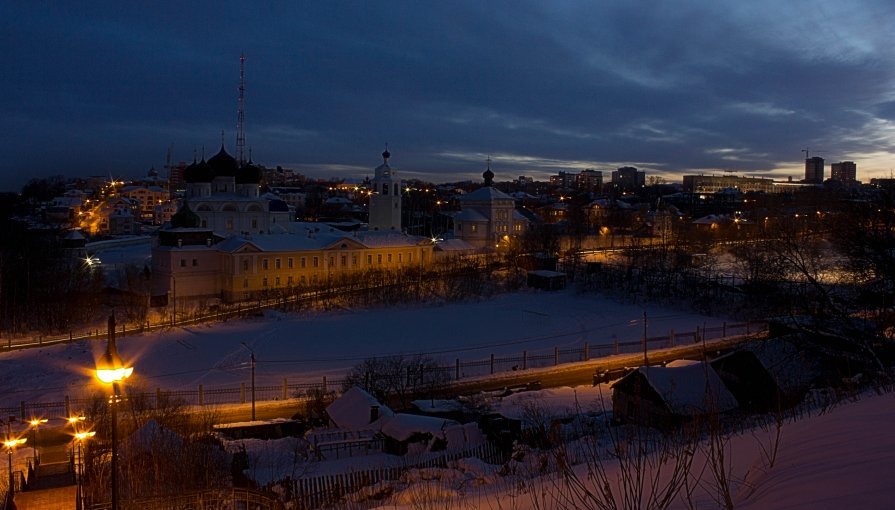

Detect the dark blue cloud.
xmin=3 ymin=1 xmax=895 ymax=191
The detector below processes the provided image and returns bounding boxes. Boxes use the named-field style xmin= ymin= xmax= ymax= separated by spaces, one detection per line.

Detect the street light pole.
xmin=73 ymin=431 xmax=95 ymax=510
xmin=95 ymin=314 xmax=133 ymax=510
xmin=29 ymin=418 xmax=47 ymax=469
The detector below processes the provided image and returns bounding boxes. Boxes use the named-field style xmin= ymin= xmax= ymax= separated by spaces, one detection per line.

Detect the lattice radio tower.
xmin=236 ymin=54 xmax=247 ymax=165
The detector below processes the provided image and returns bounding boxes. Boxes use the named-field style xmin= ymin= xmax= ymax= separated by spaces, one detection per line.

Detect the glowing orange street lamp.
xmin=27 ymin=418 xmax=47 ymax=468
xmin=95 ymin=315 xmax=133 ymax=510
xmin=4 ymin=437 xmax=27 ymax=503
xmin=74 ymin=431 xmax=96 ymax=510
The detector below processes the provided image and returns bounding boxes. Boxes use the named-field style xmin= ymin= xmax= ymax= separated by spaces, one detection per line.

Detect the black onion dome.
xmin=170 ymin=201 xmax=202 ymax=228
xmin=184 ymin=158 xmax=214 ymax=183
xmin=382 ymin=149 xmax=390 ymax=161
xmin=237 ymin=160 xmax=262 ymax=184
xmin=483 ymin=168 xmax=495 ymax=186
xmin=268 ymin=199 xmax=289 ymax=212
xmin=208 ymin=145 xmax=238 ymax=177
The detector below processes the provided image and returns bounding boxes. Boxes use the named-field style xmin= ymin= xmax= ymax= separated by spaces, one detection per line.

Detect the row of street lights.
xmin=2 ymin=314 xmax=132 ymax=510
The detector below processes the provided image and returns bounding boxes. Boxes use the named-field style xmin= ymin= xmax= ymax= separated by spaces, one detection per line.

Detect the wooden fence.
xmin=88 ymin=487 xmax=281 ymax=510
xmin=291 ymin=441 xmax=503 ymax=510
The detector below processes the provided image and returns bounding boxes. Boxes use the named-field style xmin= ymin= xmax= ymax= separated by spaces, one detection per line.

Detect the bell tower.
xmin=368 ymin=146 xmax=402 ymax=231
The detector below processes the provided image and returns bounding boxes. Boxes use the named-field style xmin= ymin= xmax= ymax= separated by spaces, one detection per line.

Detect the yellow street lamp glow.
xmin=96 ymin=315 xmax=133 ymax=385
xmin=67 ymin=416 xmax=85 ymax=425
xmin=3 ymin=438 xmax=26 ymax=448
xmin=74 ymin=431 xmax=96 ymax=441
xmin=96 ymin=366 xmax=133 ymax=384
xmin=29 ymin=419 xmax=48 ymax=427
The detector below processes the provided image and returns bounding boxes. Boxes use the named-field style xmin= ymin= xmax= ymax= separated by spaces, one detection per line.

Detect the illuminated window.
xmin=471 ymin=225 xmax=478 ymax=233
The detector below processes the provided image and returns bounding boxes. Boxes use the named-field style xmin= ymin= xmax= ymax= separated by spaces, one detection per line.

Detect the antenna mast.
xmin=236 ymin=54 xmax=247 ymax=165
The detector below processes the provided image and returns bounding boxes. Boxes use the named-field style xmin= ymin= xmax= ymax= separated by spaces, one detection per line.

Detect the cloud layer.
xmin=4 ymin=1 xmax=895 ymax=190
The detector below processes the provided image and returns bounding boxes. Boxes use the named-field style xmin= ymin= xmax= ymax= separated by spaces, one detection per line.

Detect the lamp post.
xmin=241 ymin=342 xmax=256 ymax=421
xmin=4 ymin=436 xmax=27 ymax=503
xmin=28 ymin=418 xmax=47 ymax=468
xmin=95 ymin=315 xmax=133 ymax=510
xmin=74 ymin=431 xmax=96 ymax=510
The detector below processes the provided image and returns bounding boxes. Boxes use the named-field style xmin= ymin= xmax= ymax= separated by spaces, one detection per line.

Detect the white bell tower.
xmin=368 ymin=146 xmax=402 ymax=231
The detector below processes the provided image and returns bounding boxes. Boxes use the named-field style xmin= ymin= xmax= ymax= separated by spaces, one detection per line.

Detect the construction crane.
xmin=802 ymin=147 xmax=824 ymax=160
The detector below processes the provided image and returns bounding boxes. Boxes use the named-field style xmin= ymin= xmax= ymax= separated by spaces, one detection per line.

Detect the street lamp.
xmin=95 ymin=315 xmax=133 ymax=510
xmin=28 ymin=418 xmax=47 ymax=468
xmin=73 ymin=431 xmax=96 ymax=510
xmin=4 ymin=436 xmax=27 ymax=503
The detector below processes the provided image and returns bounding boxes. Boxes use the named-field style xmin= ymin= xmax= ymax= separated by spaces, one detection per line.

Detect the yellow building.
xmin=151 ymin=205 xmax=434 ymax=303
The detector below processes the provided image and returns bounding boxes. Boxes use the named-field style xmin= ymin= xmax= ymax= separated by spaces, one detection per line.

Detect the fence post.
xmin=199 ymin=384 xmax=204 ymax=405
xmin=69 ymin=332 xmax=73 ymax=343
xmin=614 ymin=335 xmax=619 ymax=354
xmin=554 ymin=346 xmax=559 ymax=366
xmin=64 ymin=396 xmax=70 ymax=418
xmin=523 ymin=350 xmax=527 ymax=370
xmin=283 ymin=378 xmax=288 ymax=400
xmin=723 ymin=322 xmax=727 ymax=337
xmin=156 ymin=388 xmax=162 ymax=408
xmin=670 ymin=329 xmax=675 ymax=347
xmin=241 ymin=383 xmax=246 ymax=404
xmin=455 ymin=358 xmax=460 ymax=381
xmin=695 ymin=326 xmax=700 ymax=343
xmin=490 ymin=354 xmax=495 ymax=375
xmin=20 ymin=401 xmax=26 ymax=421
xmin=322 ymin=376 xmax=327 ymax=393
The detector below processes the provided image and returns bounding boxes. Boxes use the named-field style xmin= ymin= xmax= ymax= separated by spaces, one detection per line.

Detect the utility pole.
xmin=642 ymin=311 xmax=648 ymax=366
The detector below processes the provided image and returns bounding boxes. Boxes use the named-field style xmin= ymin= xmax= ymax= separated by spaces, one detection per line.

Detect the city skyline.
xmin=5 ymin=1 xmax=895 ymax=192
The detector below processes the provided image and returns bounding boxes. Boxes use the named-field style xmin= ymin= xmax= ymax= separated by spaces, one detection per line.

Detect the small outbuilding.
xmin=527 ymin=270 xmax=566 ymax=291
xmin=611 ymin=361 xmax=737 ymax=428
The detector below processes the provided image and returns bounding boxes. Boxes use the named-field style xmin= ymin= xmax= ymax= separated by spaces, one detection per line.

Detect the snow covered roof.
xmin=379 ymin=413 xmax=458 ymax=442
xmin=618 ymin=362 xmax=738 ymax=415
xmin=453 ymin=209 xmax=489 ymax=222
xmin=460 ymin=187 xmax=514 ymax=202
xmin=434 ymin=238 xmax=476 ymax=252
xmin=326 ymin=386 xmax=394 ymax=430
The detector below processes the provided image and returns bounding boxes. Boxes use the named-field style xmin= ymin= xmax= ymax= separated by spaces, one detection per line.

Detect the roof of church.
xmin=459 ymin=186 xmax=515 ymax=202
xmin=453 ymin=208 xmax=489 ymax=222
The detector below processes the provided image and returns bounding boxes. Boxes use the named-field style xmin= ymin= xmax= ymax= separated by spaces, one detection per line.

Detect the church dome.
xmin=170 ymin=201 xmax=202 ymax=228
xmin=208 ymin=145 xmax=238 ymax=177
xmin=237 ymin=160 xmax=262 ymax=184
xmin=184 ymin=158 xmax=213 ymax=183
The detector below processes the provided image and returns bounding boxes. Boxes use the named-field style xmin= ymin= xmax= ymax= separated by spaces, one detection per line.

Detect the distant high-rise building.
xmin=611 ymin=166 xmax=645 ymax=191
xmin=576 ymin=169 xmax=603 ymax=191
xmin=550 ymin=171 xmax=577 ymax=189
xmin=830 ymin=161 xmax=857 ymax=182
xmin=804 ymin=156 xmax=824 ymax=183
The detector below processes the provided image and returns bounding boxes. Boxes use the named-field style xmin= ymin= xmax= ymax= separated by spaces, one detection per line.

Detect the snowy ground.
xmin=0 ymin=288 xmax=725 ymax=407
xmin=346 ymin=389 xmax=895 ymax=510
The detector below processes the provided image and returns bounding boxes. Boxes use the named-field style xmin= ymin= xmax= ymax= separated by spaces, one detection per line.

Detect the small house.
xmin=325 ymin=386 xmax=394 ymax=431
xmin=611 ymin=361 xmax=737 ymax=428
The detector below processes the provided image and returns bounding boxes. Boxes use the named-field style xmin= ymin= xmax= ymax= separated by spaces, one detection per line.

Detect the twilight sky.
xmin=4 ymin=1 xmax=895 ymax=192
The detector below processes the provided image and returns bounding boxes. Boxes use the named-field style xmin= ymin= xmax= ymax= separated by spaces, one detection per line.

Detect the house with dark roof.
xmin=611 ymin=361 xmax=738 ymax=428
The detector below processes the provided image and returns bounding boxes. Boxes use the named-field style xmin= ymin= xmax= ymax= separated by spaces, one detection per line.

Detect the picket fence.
xmin=290 ymin=441 xmax=504 ymax=510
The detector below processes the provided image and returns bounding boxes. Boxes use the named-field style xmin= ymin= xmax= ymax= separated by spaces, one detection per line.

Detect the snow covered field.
xmin=0 ymin=288 xmax=725 ymax=406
